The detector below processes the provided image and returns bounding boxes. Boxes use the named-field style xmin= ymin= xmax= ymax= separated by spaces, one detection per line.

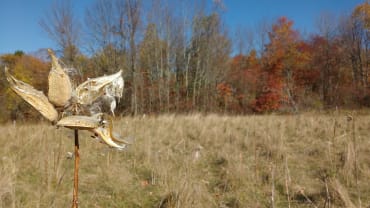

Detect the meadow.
xmin=0 ymin=112 xmax=369 ymax=207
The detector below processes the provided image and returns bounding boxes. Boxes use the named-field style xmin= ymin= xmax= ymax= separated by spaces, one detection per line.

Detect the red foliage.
xmin=251 ymin=16 xmax=324 ymax=112
xmin=227 ymin=50 xmax=262 ymax=112
xmin=252 ymin=17 xmax=299 ymax=112
xmin=250 ymin=90 xmax=281 ymax=112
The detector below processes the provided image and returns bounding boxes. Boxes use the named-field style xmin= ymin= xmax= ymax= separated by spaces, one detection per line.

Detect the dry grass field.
xmin=0 ymin=112 xmax=369 ymax=208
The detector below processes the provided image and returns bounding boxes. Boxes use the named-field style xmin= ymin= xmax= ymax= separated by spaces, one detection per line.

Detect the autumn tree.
xmin=143 ymin=0 xmax=175 ymax=113
xmin=85 ymin=0 xmax=142 ymax=115
xmin=189 ymin=13 xmax=231 ymax=111
xmin=40 ymin=0 xmax=80 ymax=65
xmin=84 ymin=0 xmax=123 ymax=75
xmin=339 ymin=2 xmax=369 ymax=102
xmin=351 ymin=2 xmax=369 ymax=96
xmin=291 ymin=40 xmax=321 ymax=108
xmin=225 ymin=50 xmax=261 ymax=112
xmin=0 ymin=0 xmax=359 ymax=119
xmin=138 ymin=23 xmax=165 ymax=112
xmin=253 ymin=17 xmax=303 ymax=112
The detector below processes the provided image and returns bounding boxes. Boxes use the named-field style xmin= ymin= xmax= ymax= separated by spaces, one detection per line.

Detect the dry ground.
xmin=0 ymin=112 xmax=369 ymax=207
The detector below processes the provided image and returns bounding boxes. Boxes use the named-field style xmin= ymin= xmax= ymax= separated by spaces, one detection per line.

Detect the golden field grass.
xmin=0 ymin=113 xmax=369 ymax=208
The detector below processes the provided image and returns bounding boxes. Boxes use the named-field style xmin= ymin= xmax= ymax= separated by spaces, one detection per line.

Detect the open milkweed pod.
xmin=112 ymin=131 xmax=134 ymax=145
xmin=103 ymin=117 xmax=131 ymax=144
xmin=47 ymin=49 xmax=72 ymax=107
xmin=75 ymin=70 xmax=123 ymax=105
xmin=56 ymin=113 xmax=103 ymax=130
xmin=5 ymin=67 xmax=58 ymax=122
xmin=104 ymin=73 xmax=124 ymax=100
xmin=57 ymin=113 xmax=129 ymax=150
xmin=90 ymin=114 xmax=128 ymax=150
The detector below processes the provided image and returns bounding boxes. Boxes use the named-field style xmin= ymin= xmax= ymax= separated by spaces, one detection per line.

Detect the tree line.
xmin=0 ymin=0 xmax=369 ymax=121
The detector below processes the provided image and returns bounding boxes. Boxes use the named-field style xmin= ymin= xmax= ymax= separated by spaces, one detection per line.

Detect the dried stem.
xmin=72 ymin=129 xmax=80 ymax=208
xmin=298 ymin=189 xmax=319 ymax=208
xmin=270 ymin=163 xmax=275 ymax=208
xmin=324 ymin=178 xmax=331 ymax=208
xmin=351 ymin=117 xmax=361 ymax=208
xmin=284 ymin=156 xmax=291 ymax=208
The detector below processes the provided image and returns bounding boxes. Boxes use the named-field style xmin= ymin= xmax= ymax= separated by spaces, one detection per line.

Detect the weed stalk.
xmin=351 ymin=116 xmax=361 ymax=208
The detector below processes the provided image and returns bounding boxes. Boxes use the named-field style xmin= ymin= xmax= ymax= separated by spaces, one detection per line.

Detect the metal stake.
xmin=72 ymin=129 xmax=80 ymax=208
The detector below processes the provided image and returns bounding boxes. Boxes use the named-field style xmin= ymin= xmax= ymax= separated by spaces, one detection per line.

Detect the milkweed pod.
xmin=89 ymin=114 xmax=127 ymax=150
xmin=75 ymin=70 xmax=123 ymax=106
xmin=91 ymin=126 xmax=126 ymax=150
xmin=103 ymin=116 xmax=131 ymax=144
xmin=112 ymin=132 xmax=134 ymax=145
xmin=56 ymin=114 xmax=103 ymax=130
xmin=5 ymin=67 xmax=58 ymax=122
xmin=47 ymin=49 xmax=72 ymax=107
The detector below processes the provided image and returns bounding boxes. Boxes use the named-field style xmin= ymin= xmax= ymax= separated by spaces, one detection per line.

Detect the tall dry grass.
xmin=0 ymin=113 xmax=369 ymax=207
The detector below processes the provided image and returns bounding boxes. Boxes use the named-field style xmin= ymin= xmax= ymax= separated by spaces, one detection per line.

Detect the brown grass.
xmin=0 ymin=113 xmax=369 ymax=207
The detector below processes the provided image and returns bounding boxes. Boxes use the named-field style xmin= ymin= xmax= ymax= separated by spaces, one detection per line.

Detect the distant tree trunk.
xmin=125 ymin=0 xmax=141 ymax=115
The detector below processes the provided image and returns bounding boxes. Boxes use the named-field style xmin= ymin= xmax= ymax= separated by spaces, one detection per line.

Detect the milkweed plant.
xmin=4 ymin=49 xmax=130 ymax=207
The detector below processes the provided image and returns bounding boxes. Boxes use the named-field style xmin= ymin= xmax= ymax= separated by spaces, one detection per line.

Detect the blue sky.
xmin=0 ymin=0 xmax=365 ymax=54
xmin=224 ymin=0 xmax=363 ymax=34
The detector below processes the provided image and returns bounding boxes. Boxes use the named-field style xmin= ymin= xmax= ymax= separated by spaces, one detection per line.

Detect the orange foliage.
xmin=217 ymin=82 xmax=232 ymax=98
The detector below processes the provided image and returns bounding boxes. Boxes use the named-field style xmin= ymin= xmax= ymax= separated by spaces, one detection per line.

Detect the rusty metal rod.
xmin=72 ymin=129 xmax=80 ymax=208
